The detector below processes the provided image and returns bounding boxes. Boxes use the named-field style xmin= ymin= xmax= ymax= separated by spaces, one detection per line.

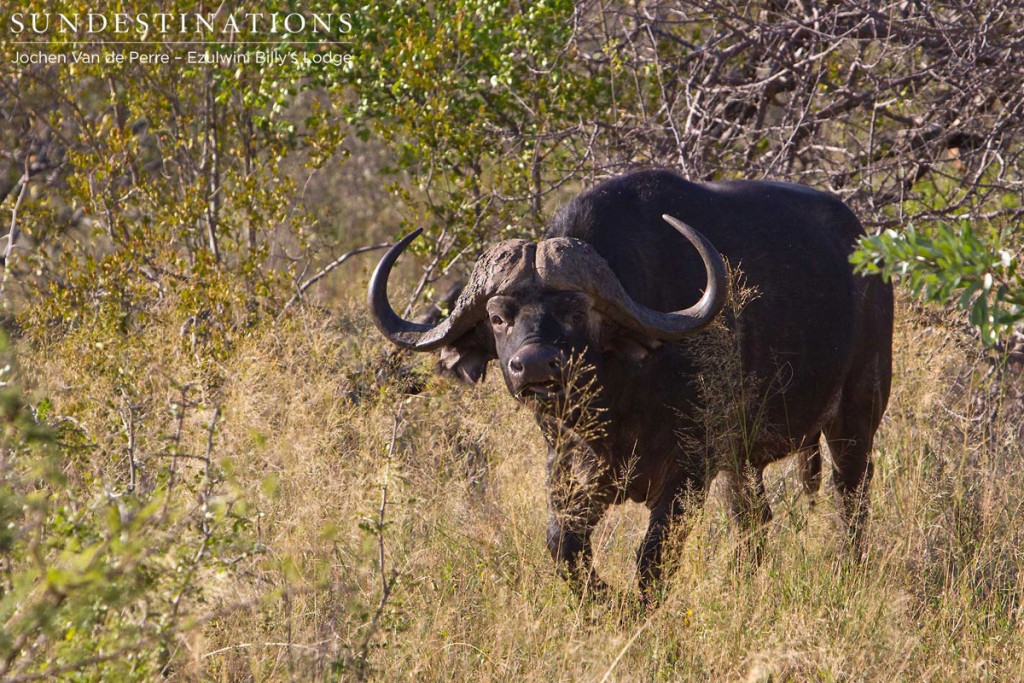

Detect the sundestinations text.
xmin=7 ymin=12 xmax=353 ymax=36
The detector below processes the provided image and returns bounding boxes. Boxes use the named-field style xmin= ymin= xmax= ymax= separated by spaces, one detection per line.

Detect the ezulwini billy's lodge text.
xmin=12 ymin=49 xmax=353 ymax=67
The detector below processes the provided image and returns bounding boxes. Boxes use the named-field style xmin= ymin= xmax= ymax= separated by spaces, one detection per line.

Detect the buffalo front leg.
xmin=546 ymin=511 xmax=607 ymax=595
xmin=545 ymin=445 xmax=612 ymax=596
xmin=637 ymin=480 xmax=702 ymax=604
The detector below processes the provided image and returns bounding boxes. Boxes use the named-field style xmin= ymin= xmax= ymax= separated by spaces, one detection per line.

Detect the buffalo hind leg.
xmin=826 ymin=357 xmax=890 ymax=557
xmin=826 ymin=276 xmax=892 ymax=557
xmin=824 ymin=428 xmax=873 ymax=556
xmin=825 ymin=401 xmax=882 ymax=557
xmin=729 ymin=467 xmax=772 ymax=566
xmin=797 ymin=433 xmax=823 ymax=503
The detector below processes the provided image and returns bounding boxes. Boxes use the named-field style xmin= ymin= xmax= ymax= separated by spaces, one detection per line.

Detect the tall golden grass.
xmin=21 ymin=282 xmax=1023 ymax=681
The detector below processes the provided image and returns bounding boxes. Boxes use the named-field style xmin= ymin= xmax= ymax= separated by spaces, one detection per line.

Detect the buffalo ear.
xmin=601 ymin=324 xmax=662 ymax=363
xmin=438 ymin=323 xmax=496 ymax=385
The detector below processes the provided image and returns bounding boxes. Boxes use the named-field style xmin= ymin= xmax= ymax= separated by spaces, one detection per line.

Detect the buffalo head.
xmin=367 ymin=215 xmax=728 ymax=404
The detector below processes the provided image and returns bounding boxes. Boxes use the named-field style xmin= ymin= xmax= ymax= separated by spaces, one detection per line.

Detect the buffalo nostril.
xmin=509 ymin=344 xmax=564 ymax=390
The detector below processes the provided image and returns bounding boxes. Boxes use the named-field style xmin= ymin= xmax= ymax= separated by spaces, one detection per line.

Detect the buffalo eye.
xmin=569 ymin=309 xmax=587 ymax=326
xmin=490 ymin=314 xmax=506 ymax=328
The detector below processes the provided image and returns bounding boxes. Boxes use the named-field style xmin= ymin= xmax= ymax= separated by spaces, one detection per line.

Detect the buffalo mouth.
xmin=518 ymin=381 xmax=565 ymax=401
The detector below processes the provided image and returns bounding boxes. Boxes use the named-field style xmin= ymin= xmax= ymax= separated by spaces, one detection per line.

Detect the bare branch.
xmin=281 ymin=242 xmax=392 ymax=314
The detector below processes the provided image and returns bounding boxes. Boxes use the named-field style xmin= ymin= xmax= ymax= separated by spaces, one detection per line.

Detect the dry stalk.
xmin=352 ymin=406 xmax=403 ymax=680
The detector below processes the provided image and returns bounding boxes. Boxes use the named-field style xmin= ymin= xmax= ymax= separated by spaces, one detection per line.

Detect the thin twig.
xmin=598 ymin=618 xmax=652 ymax=683
xmin=354 ymin=407 xmax=403 ymax=680
xmin=199 ymin=405 xmax=221 ymax=540
xmin=161 ymin=384 xmax=191 ymax=520
xmin=119 ymin=389 xmax=138 ymax=494
xmin=378 ymin=410 xmax=400 ymax=594
xmin=281 ymin=242 xmax=392 ymax=314
xmin=1 ymin=167 xmax=29 ymax=267
xmin=0 ymin=159 xmax=30 ymax=301
xmin=164 ymin=405 xmax=223 ymax=677
xmin=402 ymin=228 xmax=448 ymax=319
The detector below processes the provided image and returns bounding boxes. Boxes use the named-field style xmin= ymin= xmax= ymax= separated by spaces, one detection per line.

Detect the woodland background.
xmin=0 ymin=1 xmax=1022 ymax=680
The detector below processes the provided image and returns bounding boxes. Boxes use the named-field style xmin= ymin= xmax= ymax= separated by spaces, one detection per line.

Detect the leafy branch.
xmin=853 ymin=225 xmax=1023 ymax=345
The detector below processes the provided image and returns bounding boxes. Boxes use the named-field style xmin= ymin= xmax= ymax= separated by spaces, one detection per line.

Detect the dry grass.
xmin=21 ymin=286 xmax=1024 ymax=681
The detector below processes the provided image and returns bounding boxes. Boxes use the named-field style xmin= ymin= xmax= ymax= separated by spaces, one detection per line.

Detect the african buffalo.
xmin=368 ymin=170 xmax=893 ymax=601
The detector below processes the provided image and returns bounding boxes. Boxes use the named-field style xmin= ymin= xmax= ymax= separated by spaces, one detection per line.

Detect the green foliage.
xmin=0 ymin=340 xmax=252 ymax=680
xmin=853 ymin=224 xmax=1023 ymax=345
xmin=345 ymin=1 xmax=609 ymax=265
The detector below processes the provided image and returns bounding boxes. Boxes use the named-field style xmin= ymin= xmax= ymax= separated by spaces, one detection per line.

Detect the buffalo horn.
xmin=367 ymin=229 xmax=534 ymax=351
xmin=536 ymin=215 xmax=728 ymax=340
